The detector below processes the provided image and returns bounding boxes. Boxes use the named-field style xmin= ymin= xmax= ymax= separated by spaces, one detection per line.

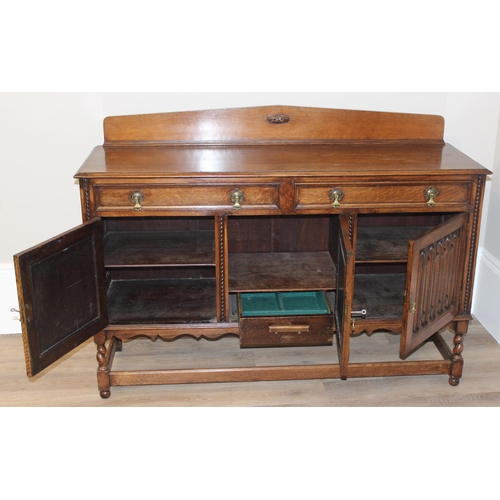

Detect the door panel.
xmin=14 ymin=219 xmax=107 ymax=376
xmin=335 ymin=215 xmax=355 ymax=375
xmin=400 ymin=213 xmax=468 ymax=358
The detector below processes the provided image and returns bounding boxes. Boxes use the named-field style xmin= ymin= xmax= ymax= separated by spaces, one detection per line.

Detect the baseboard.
xmin=472 ymin=247 xmax=500 ymax=344
xmin=0 ymin=263 xmax=21 ymax=334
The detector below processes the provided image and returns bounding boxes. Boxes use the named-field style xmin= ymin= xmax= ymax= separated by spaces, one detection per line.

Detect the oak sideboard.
xmin=14 ymin=105 xmax=492 ymax=398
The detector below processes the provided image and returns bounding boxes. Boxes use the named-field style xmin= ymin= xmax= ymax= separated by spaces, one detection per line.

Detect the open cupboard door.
xmin=400 ymin=213 xmax=469 ymax=359
xmin=335 ymin=215 xmax=355 ymax=377
xmin=14 ymin=219 xmax=108 ymax=377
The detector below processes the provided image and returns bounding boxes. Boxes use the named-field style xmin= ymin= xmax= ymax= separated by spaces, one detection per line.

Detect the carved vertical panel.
xmin=413 ymin=230 xmax=464 ymax=331
xmin=401 ymin=213 xmax=468 ymax=358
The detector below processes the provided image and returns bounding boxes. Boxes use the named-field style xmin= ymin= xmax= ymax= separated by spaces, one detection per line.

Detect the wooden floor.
xmin=2 ymin=318 xmax=500 ymax=406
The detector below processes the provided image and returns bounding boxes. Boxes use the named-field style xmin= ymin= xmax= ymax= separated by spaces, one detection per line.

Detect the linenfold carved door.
xmin=335 ymin=215 xmax=355 ymax=377
xmin=14 ymin=219 xmax=108 ymax=376
xmin=400 ymin=213 xmax=469 ymax=358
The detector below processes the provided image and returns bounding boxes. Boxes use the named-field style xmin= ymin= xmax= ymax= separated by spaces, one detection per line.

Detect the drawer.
xmin=94 ymin=183 xmax=280 ymax=213
xmin=238 ymin=292 xmax=333 ymax=347
xmin=240 ymin=315 xmax=334 ymax=347
xmin=295 ymin=182 xmax=471 ymax=210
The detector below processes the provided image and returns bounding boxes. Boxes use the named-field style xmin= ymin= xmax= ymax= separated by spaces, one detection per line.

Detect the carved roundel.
xmin=266 ymin=113 xmax=291 ymax=124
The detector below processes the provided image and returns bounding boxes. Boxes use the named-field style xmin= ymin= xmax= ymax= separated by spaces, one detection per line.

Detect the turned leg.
xmin=94 ymin=331 xmax=111 ymax=399
xmin=449 ymin=321 xmax=467 ymax=386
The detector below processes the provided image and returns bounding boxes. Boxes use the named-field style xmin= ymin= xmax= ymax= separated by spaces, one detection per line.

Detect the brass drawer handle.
xmin=425 ymin=186 xmax=439 ymax=207
xmin=269 ymin=324 xmax=310 ymax=334
xmin=329 ymin=188 xmax=344 ymax=208
xmin=230 ymin=189 xmax=244 ymax=210
xmin=130 ymin=191 xmax=144 ymax=211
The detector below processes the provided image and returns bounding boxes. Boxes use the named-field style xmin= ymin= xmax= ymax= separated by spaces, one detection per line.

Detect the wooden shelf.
xmin=228 ymin=252 xmax=336 ymax=292
xmin=103 ymin=230 xmax=215 ymax=267
xmin=107 ymin=278 xmax=217 ymax=324
xmin=356 ymin=227 xmax=431 ymax=263
xmin=353 ymin=273 xmax=406 ymax=318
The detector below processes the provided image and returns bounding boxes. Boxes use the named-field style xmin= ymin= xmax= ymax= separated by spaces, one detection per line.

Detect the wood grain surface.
xmin=1 ymin=319 xmax=499 ymax=406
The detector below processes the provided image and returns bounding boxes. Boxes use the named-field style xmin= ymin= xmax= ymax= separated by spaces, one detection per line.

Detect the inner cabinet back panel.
xmin=356 ymin=214 xmax=445 ymax=228
xmin=103 ymin=216 xmax=215 ymax=268
xmin=228 ymin=216 xmax=330 ymax=253
xmin=228 ymin=216 xmax=336 ymax=292
xmin=104 ymin=216 xmax=214 ymax=231
xmin=103 ymin=216 xmax=217 ymax=324
xmin=103 ymin=231 xmax=215 ymax=267
xmin=353 ymin=274 xmax=406 ymax=318
xmin=355 ymin=213 xmax=451 ymax=267
xmin=107 ymin=278 xmax=217 ymax=324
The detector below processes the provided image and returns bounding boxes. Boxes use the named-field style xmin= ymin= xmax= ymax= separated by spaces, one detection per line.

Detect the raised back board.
xmin=103 ymin=105 xmax=445 ymax=146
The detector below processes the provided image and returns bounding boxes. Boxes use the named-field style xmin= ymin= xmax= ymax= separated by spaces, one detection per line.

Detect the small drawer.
xmin=94 ymin=183 xmax=280 ymax=213
xmin=295 ymin=182 xmax=471 ymax=210
xmin=238 ymin=292 xmax=334 ymax=347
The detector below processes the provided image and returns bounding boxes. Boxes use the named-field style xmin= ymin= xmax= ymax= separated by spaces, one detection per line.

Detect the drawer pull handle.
xmin=130 ymin=191 xmax=144 ymax=211
xmin=269 ymin=324 xmax=310 ymax=334
xmin=230 ymin=189 xmax=244 ymax=210
xmin=329 ymin=188 xmax=344 ymax=208
xmin=425 ymin=186 xmax=439 ymax=207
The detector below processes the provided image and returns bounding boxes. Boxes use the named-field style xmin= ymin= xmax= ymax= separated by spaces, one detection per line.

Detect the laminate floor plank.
xmin=1 ymin=319 xmax=499 ymax=406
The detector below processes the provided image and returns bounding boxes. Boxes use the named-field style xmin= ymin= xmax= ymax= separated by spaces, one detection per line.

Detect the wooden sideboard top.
xmin=75 ymin=106 xmax=491 ymax=178
xmin=75 ymin=144 xmax=490 ymax=178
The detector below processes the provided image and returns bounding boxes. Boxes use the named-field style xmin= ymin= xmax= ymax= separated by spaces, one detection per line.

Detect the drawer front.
xmin=94 ymin=183 xmax=280 ymax=213
xmin=239 ymin=315 xmax=333 ymax=347
xmin=295 ymin=182 xmax=471 ymax=210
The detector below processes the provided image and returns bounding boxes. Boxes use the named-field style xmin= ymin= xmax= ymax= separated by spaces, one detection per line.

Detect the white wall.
xmin=439 ymin=93 xmax=500 ymax=342
xmin=470 ymin=102 xmax=500 ymax=342
xmin=1 ymin=93 xmax=499 ymax=337
xmin=1 ymin=94 xmax=104 ymax=334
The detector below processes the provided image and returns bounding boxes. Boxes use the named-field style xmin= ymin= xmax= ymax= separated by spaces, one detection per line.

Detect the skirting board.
xmin=1 ymin=249 xmax=499 ymax=340
xmin=471 ymin=247 xmax=500 ymax=344
xmin=0 ymin=263 xmax=21 ymax=334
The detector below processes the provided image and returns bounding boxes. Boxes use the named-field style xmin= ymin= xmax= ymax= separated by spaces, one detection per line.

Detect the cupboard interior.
xmin=227 ymin=215 xmax=338 ymax=321
xmin=227 ymin=215 xmax=337 ymax=291
xmin=103 ymin=216 xmax=217 ymax=324
xmin=100 ymin=212 xmax=460 ymax=328
xmin=353 ymin=213 xmax=458 ymax=322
